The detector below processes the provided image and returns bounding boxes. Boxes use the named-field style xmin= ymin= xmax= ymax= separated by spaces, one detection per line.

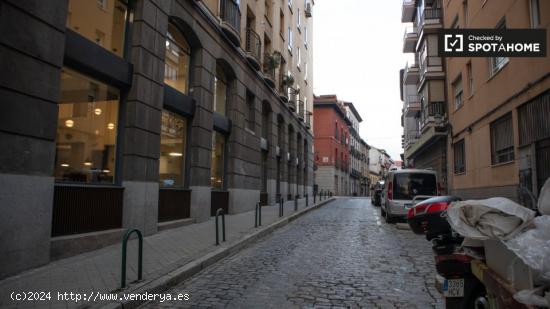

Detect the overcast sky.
xmin=313 ymin=0 xmax=410 ymax=160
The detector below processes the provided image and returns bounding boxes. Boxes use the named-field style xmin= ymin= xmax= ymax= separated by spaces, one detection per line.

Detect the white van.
xmin=381 ymin=169 xmax=441 ymax=223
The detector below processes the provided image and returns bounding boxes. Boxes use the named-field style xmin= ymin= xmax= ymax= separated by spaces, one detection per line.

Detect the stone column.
xmin=121 ymin=0 xmax=169 ymax=235
xmin=187 ymin=48 xmax=215 ymax=223
xmin=0 ymin=0 xmax=67 ymax=278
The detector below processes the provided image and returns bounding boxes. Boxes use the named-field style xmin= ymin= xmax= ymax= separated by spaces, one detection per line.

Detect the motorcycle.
xmin=407 ymin=196 xmax=487 ymax=309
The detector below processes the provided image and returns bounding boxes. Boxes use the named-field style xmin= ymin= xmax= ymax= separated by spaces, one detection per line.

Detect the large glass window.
xmin=55 ymin=68 xmax=120 ymax=183
xmin=211 ymin=131 xmax=226 ymax=189
xmin=165 ymin=24 xmax=191 ymax=94
xmin=393 ymin=173 xmax=437 ymax=200
xmin=66 ymin=0 xmax=128 ymax=57
xmin=159 ymin=110 xmax=187 ymax=188
xmin=213 ymin=66 xmax=227 ymax=116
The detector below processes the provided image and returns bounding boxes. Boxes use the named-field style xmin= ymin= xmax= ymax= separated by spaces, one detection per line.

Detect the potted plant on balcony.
xmin=265 ymin=52 xmax=282 ymax=71
xmin=281 ymin=73 xmax=295 ymax=87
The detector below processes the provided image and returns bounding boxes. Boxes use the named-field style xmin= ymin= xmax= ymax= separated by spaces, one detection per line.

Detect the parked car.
xmin=371 ymin=180 xmax=385 ymax=206
xmin=381 ymin=169 xmax=441 ymax=223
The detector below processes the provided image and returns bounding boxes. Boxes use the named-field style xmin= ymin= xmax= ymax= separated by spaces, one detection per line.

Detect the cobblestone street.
xmin=144 ymin=198 xmax=443 ymax=309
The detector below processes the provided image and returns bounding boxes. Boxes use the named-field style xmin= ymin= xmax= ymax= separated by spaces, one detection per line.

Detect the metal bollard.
xmin=306 ymin=194 xmax=309 ymax=207
xmin=255 ymin=202 xmax=262 ymax=227
xmin=121 ymin=228 xmax=143 ymax=289
xmin=295 ymin=195 xmax=298 ymax=211
xmin=279 ymin=197 xmax=284 ymax=217
xmin=314 ymin=192 xmax=316 ymax=204
xmin=215 ymin=208 xmax=226 ymax=245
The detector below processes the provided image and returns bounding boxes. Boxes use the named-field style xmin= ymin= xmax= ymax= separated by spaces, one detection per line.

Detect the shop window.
xmin=213 ymin=66 xmax=228 ymax=116
xmin=159 ymin=110 xmax=187 ymax=188
xmin=55 ymin=68 xmax=120 ymax=183
xmin=211 ymin=131 xmax=226 ymax=189
xmin=491 ymin=113 xmax=515 ymax=164
xmin=165 ymin=24 xmax=191 ymax=94
xmin=66 ymin=0 xmax=128 ymax=57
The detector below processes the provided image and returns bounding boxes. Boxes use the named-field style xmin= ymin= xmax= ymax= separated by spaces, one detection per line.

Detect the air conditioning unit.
xmin=305 ymin=2 xmax=312 ymax=17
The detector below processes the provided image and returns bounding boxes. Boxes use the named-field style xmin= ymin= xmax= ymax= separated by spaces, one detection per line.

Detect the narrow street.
xmin=144 ymin=198 xmax=443 ymax=309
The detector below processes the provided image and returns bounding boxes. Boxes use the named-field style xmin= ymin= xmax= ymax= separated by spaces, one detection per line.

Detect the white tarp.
xmin=539 ymin=178 xmax=550 ymax=216
xmin=506 ymin=215 xmax=550 ymax=283
xmin=446 ymin=197 xmax=536 ymax=240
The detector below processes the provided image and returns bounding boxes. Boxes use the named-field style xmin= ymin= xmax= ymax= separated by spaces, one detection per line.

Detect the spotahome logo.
xmin=438 ymin=29 xmax=546 ymax=57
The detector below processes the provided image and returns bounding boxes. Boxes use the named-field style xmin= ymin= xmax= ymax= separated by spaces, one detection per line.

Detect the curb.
xmin=95 ymin=197 xmax=336 ymax=309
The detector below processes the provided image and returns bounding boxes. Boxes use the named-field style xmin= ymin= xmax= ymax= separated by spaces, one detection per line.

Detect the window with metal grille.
xmin=491 ymin=113 xmax=515 ymax=164
xmin=454 ymin=139 xmax=465 ymax=174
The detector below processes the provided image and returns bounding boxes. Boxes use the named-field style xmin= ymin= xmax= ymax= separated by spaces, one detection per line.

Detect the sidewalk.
xmin=0 ymin=197 xmax=334 ymax=309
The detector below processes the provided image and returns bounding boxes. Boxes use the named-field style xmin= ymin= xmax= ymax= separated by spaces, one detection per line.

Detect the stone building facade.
xmin=0 ymin=0 xmax=314 ymax=279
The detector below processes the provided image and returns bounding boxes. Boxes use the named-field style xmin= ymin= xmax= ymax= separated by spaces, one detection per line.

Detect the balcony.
xmin=417 ymin=7 xmax=442 ymax=33
xmin=418 ymin=54 xmax=444 ymax=86
xmin=262 ymin=54 xmax=276 ymax=88
xmin=403 ymin=26 xmax=418 ymax=53
xmin=421 ymin=101 xmax=446 ymax=130
xmin=401 ymin=0 xmax=415 ymax=23
xmin=245 ymin=28 xmax=261 ymax=70
xmin=287 ymin=87 xmax=297 ymax=111
xmin=404 ymin=61 xmax=419 ymax=85
xmin=305 ymin=111 xmax=312 ymax=129
xmin=297 ymin=100 xmax=305 ymax=120
xmin=219 ymin=0 xmax=241 ymax=46
xmin=404 ymin=130 xmax=420 ymax=150
xmin=404 ymin=95 xmax=420 ymax=117
xmin=279 ymin=75 xmax=289 ymax=103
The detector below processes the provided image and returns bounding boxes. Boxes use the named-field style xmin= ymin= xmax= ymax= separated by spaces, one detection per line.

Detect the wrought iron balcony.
xmin=245 ymin=28 xmax=261 ymax=70
xmin=305 ymin=111 xmax=311 ymax=129
xmin=297 ymin=100 xmax=305 ymax=120
xmin=262 ymin=53 xmax=276 ymax=88
xmin=219 ymin=0 xmax=241 ymax=46
xmin=421 ymin=101 xmax=446 ymax=128
xmin=279 ymin=75 xmax=289 ymax=103
xmin=286 ymin=87 xmax=297 ymax=111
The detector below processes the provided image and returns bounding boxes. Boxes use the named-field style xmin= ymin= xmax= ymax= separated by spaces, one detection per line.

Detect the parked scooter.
xmin=407 ymin=196 xmax=487 ymax=309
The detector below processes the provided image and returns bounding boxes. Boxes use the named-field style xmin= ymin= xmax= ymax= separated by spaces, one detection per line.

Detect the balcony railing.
xmin=405 ymin=95 xmax=421 ymax=116
xmin=297 ymin=100 xmax=305 ymax=120
xmin=245 ymin=28 xmax=261 ymax=65
xmin=287 ymin=88 xmax=297 ymax=111
xmin=262 ymin=53 xmax=276 ymax=82
xmin=418 ymin=7 xmax=442 ymax=28
xmin=220 ymin=0 xmax=241 ymax=42
xmin=305 ymin=111 xmax=311 ymax=128
xmin=422 ymin=101 xmax=446 ymax=126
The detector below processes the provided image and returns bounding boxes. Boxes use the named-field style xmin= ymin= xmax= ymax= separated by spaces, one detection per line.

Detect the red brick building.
xmin=313 ymin=95 xmax=351 ymax=195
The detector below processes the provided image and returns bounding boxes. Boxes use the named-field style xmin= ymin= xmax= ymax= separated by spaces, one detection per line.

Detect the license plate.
xmin=443 ymin=279 xmax=464 ymax=298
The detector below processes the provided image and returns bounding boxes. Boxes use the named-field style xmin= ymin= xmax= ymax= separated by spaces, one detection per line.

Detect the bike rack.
xmin=215 ymin=208 xmax=226 ymax=246
xmin=279 ymin=197 xmax=284 ymax=217
xmin=121 ymin=228 xmax=143 ymax=289
xmin=255 ymin=202 xmax=262 ymax=227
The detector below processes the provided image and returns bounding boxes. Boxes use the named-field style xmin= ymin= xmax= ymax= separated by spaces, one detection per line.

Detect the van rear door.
xmin=393 ymin=173 xmax=437 ymax=201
